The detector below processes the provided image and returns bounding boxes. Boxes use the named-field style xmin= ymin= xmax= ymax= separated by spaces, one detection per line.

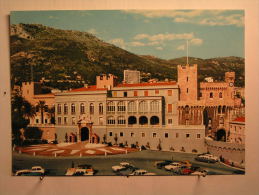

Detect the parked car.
xmin=154 ymin=160 xmax=173 ymax=169
xmin=15 ymin=166 xmax=45 ymax=176
xmin=77 ymin=164 xmax=95 ymax=174
xmin=129 ymin=169 xmax=156 ymax=176
xmin=195 ymin=155 xmax=217 ymax=163
xmin=31 ymin=166 xmax=45 ymax=174
xmin=180 ymin=167 xmax=193 ymax=175
xmin=112 ymin=162 xmax=134 ymax=172
xmin=191 ymin=169 xmax=208 ymax=177
xmin=65 ymin=167 xmax=94 ymax=176
xmin=180 ymin=160 xmax=192 ymax=168
xmin=165 ymin=162 xmax=183 ymax=171
xmin=15 ymin=169 xmax=32 ymax=176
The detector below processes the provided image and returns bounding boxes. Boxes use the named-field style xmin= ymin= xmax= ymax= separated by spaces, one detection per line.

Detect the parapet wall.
xmin=205 ymin=139 xmax=245 ymax=168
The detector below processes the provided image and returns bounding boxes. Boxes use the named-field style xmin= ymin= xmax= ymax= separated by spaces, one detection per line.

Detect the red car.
xmin=180 ymin=167 xmax=193 ymax=175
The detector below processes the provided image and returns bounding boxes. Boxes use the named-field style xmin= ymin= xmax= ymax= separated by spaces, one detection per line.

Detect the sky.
xmin=10 ymin=10 xmax=244 ymax=59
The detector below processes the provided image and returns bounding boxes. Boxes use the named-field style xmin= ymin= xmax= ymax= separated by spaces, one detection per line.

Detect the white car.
xmin=129 ymin=169 xmax=156 ymax=176
xmin=112 ymin=162 xmax=132 ymax=172
xmin=191 ymin=170 xmax=207 ymax=177
xmin=164 ymin=162 xmax=182 ymax=171
xmin=120 ymin=162 xmax=130 ymax=167
xmin=15 ymin=169 xmax=31 ymax=176
xmin=112 ymin=165 xmax=127 ymax=172
xmin=203 ymin=154 xmax=218 ymax=161
xmin=31 ymin=166 xmax=45 ymax=174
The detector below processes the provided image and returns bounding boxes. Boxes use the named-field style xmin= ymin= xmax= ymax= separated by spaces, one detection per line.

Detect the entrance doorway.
xmin=81 ymin=127 xmax=89 ymax=141
xmin=216 ymin=129 xmax=226 ymax=142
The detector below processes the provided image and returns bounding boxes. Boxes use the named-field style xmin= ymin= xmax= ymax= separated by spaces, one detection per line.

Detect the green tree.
xmin=36 ymin=101 xmax=48 ymax=124
xmin=11 ymin=95 xmax=36 ymax=145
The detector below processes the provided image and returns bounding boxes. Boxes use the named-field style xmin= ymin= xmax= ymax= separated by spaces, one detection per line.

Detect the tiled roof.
xmin=233 ymin=117 xmax=245 ymax=122
xmin=116 ymin=82 xmax=177 ymax=88
xmin=68 ymin=85 xmax=107 ymax=92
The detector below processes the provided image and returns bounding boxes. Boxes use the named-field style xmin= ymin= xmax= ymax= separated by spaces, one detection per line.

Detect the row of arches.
xmin=107 ymin=116 xmax=160 ymax=125
xmin=107 ymin=100 xmax=160 ymax=113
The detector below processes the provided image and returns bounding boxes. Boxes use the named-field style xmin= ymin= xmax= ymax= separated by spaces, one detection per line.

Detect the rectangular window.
xmin=165 ymin=133 xmax=169 ymax=138
xmin=120 ymin=132 xmax=123 ymax=137
xmin=124 ymin=92 xmax=127 ymax=97
xmin=113 ymin=91 xmax=117 ymax=97
xmin=168 ymin=90 xmax=172 ymax=96
xmin=152 ymin=132 xmax=157 ymax=138
xmin=109 ymin=132 xmax=113 ymax=136
xmin=141 ymin=132 xmax=145 ymax=137
xmin=187 ymin=88 xmax=189 ymax=93
xmin=168 ymin=119 xmax=172 ymax=124
xmin=168 ymin=104 xmax=172 ymax=113
xmin=130 ymin=132 xmax=134 ymax=137
xmin=197 ymin=134 xmax=201 ymax=139
xmin=36 ymin=119 xmax=39 ymax=124
xmin=155 ymin=90 xmax=159 ymax=95
xmin=186 ymin=133 xmax=190 ymax=138
xmin=99 ymin=117 xmax=103 ymax=125
xmin=144 ymin=90 xmax=148 ymax=96
xmin=64 ymin=117 xmax=67 ymax=124
xmin=176 ymin=133 xmax=179 ymax=138
xmin=57 ymin=117 xmax=62 ymax=125
xmin=72 ymin=117 xmax=76 ymax=125
xmin=134 ymin=91 xmax=138 ymax=96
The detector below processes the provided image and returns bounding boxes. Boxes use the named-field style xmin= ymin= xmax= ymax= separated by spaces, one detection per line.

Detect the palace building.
xmin=20 ymin=63 xmax=244 ymax=154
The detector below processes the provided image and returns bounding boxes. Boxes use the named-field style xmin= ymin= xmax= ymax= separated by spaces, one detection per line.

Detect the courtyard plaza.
xmin=13 ymin=143 xmax=243 ymax=176
xmin=15 ymin=141 xmax=138 ymax=157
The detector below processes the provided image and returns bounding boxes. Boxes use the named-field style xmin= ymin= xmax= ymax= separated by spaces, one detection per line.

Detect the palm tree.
xmin=36 ymin=101 xmax=48 ymax=124
xmin=48 ymin=106 xmax=55 ymax=124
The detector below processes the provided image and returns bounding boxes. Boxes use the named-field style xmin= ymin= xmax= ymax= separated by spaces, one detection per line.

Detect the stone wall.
xmin=205 ymin=139 xmax=245 ymax=168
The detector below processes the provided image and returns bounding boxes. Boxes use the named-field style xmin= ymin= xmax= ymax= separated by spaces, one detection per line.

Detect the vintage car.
xmin=129 ymin=169 xmax=156 ymax=176
xmin=154 ymin=160 xmax=173 ymax=169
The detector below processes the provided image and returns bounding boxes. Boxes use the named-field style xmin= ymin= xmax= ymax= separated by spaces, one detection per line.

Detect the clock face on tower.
xmin=229 ymin=82 xmax=234 ymax=87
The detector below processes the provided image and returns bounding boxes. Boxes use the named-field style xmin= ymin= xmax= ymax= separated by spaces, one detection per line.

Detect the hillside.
xmin=10 ymin=23 xmax=244 ymax=90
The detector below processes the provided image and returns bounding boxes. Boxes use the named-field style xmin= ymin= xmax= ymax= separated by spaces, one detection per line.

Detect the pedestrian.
xmin=171 ymin=155 xmax=174 ymax=161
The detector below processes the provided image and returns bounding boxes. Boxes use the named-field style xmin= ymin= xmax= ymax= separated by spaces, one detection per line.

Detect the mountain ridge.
xmin=10 ymin=23 xmax=245 ymax=90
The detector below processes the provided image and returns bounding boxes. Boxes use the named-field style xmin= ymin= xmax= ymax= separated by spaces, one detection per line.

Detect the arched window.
xmin=150 ymin=101 xmax=159 ymax=113
xmin=139 ymin=116 xmax=148 ymax=125
xmin=117 ymin=116 xmax=126 ymax=125
xmin=210 ymin=92 xmax=213 ymax=98
xmin=150 ymin=116 xmax=159 ymax=125
xmin=219 ymin=92 xmax=223 ymax=98
xmin=99 ymin=103 xmax=103 ymax=114
xmin=57 ymin=104 xmax=61 ymax=114
xmin=107 ymin=116 xmax=115 ymax=125
xmin=128 ymin=116 xmax=137 ymax=125
xmin=71 ymin=103 xmax=76 ymax=114
xmin=64 ymin=104 xmax=68 ymax=114
xmin=128 ymin=101 xmax=136 ymax=113
xmin=117 ymin=101 xmax=126 ymax=112
xmin=185 ymin=105 xmax=189 ymax=114
xmin=222 ymin=105 xmax=226 ymax=113
xmin=80 ymin=103 xmax=85 ymax=114
xmin=90 ymin=103 xmax=94 ymax=114
xmin=107 ymin=101 xmax=115 ymax=112
xmin=139 ymin=101 xmax=148 ymax=113
xmin=218 ymin=106 xmax=222 ymax=113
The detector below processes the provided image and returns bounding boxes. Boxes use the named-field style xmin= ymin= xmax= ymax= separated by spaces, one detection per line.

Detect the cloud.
xmin=123 ymin=10 xmax=243 ymax=27
xmin=199 ymin=14 xmax=244 ymax=27
xmin=109 ymin=38 xmax=126 ymax=49
xmin=87 ymin=28 xmax=98 ymax=35
xmin=174 ymin=17 xmax=188 ymax=23
xmin=156 ymin=47 xmax=163 ymax=50
xmin=190 ymin=38 xmax=203 ymax=45
xmin=133 ymin=33 xmax=194 ymax=42
xmin=177 ymin=44 xmax=185 ymax=50
xmin=130 ymin=41 xmax=146 ymax=46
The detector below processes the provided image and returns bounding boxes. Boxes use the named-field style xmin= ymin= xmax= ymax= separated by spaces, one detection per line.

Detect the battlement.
xmin=96 ymin=74 xmax=117 ymax=89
